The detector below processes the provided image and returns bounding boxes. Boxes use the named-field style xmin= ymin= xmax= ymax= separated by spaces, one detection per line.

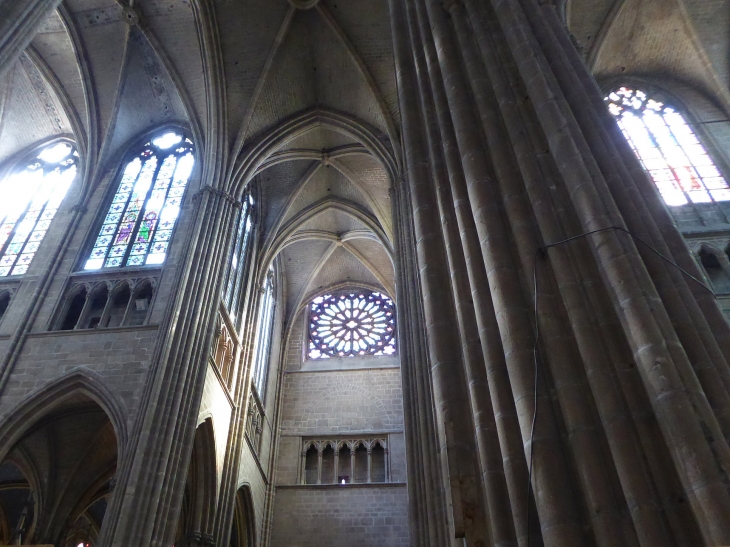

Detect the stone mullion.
xmin=317 ymin=448 xmax=323 ymax=485
xmin=102 ymin=189 xmax=236 ymax=546
xmin=486 ymin=0 xmax=730 ymax=542
xmin=333 ymin=445 xmax=340 ymax=484
xmin=73 ymin=290 xmax=94 ymax=330
xmin=418 ymin=1 xmax=590 ymax=546
xmin=389 ymin=2 xmax=450 ymax=543
xmin=409 ymin=2 xmax=520 ymax=545
xmin=0 ymin=0 xmax=62 ymax=78
xmin=367 ymin=447 xmax=372 ymax=484
xmin=528 ymin=1 xmax=730 ymax=446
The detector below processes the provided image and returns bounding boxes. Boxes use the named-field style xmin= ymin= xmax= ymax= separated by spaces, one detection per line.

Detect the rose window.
xmin=308 ymin=291 xmax=396 ymax=359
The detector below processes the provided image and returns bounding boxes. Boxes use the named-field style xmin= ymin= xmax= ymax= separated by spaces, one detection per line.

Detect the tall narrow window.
xmin=223 ymin=190 xmax=255 ymax=319
xmin=0 ymin=142 xmax=78 ymax=276
xmin=84 ymin=131 xmax=194 ymax=270
xmin=252 ymin=267 xmax=275 ymax=397
xmin=308 ymin=291 xmax=396 ymax=359
xmin=605 ymin=87 xmax=730 ymax=206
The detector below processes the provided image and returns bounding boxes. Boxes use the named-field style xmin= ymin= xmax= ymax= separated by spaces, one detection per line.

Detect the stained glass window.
xmin=606 ymin=87 xmax=730 ymax=206
xmin=84 ymin=131 xmax=194 ymax=270
xmin=252 ymin=267 xmax=275 ymax=397
xmin=0 ymin=142 xmax=78 ymax=276
xmin=308 ymin=291 xmax=396 ymax=359
xmin=223 ymin=190 xmax=255 ymax=320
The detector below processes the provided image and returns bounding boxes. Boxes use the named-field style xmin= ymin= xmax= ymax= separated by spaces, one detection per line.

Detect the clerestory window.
xmin=307 ymin=291 xmax=396 ymax=360
xmin=0 ymin=141 xmax=78 ymax=276
xmin=605 ymin=86 xmax=730 ymax=207
xmin=84 ymin=131 xmax=194 ymax=270
xmin=223 ymin=189 xmax=255 ymax=321
xmin=252 ymin=267 xmax=275 ymax=398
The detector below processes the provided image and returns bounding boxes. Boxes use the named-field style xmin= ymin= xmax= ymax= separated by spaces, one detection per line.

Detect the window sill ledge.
xmin=28 ymin=324 xmax=160 ymax=338
xmin=277 ymin=482 xmax=406 ymax=489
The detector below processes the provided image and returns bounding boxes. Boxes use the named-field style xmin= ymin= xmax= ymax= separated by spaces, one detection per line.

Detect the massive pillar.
xmin=391 ymin=0 xmax=730 ymax=545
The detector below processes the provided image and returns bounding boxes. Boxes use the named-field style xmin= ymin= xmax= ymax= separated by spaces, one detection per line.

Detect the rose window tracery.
xmin=308 ymin=291 xmax=396 ymax=359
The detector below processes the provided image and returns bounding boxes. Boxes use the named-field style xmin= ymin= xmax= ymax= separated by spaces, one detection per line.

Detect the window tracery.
xmin=223 ymin=190 xmax=255 ymax=321
xmin=252 ymin=267 xmax=275 ymax=398
xmin=0 ymin=141 xmax=78 ymax=276
xmin=308 ymin=291 xmax=396 ymax=359
xmin=56 ymin=277 xmax=156 ymax=330
xmin=605 ymin=87 xmax=730 ymax=206
xmin=300 ymin=437 xmax=388 ymax=485
xmin=84 ymin=131 xmax=194 ymax=270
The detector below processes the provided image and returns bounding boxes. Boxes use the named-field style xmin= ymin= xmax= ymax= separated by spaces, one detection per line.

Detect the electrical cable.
xmin=526 ymin=225 xmax=712 ymax=546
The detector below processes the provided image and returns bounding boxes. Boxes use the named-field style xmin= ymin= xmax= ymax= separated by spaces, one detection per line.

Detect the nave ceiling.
xmin=0 ymin=0 xmax=399 ymax=328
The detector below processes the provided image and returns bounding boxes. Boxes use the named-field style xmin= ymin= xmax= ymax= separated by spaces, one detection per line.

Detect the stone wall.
xmin=269 ymin=336 xmax=409 ymax=546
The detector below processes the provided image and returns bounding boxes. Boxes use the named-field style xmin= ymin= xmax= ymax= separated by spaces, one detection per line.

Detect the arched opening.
xmin=321 ymin=444 xmax=335 ymax=484
xmin=700 ymin=247 xmax=730 ymax=293
xmin=126 ymin=282 xmax=153 ymax=326
xmin=0 ymin=291 xmax=11 ymax=323
xmin=304 ymin=445 xmax=318 ymax=485
xmin=79 ymin=285 xmax=109 ymax=329
xmin=174 ymin=419 xmax=217 ymax=547
xmin=229 ymin=486 xmax=255 ymax=547
xmin=337 ymin=445 xmax=351 ymax=484
xmin=354 ymin=443 xmax=368 ymax=483
xmin=60 ymin=288 xmax=87 ymax=330
xmin=0 ymin=393 xmax=117 ymax=546
xmin=105 ymin=283 xmax=132 ymax=328
xmin=371 ymin=442 xmax=386 ymax=483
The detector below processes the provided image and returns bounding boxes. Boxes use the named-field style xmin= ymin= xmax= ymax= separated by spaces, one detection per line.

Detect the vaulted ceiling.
xmin=0 ymin=0 xmax=398 ymax=326
xmin=568 ymin=0 xmax=730 ymax=110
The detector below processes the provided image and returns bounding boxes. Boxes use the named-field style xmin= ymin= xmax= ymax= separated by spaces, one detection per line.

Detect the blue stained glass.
xmin=85 ymin=132 xmax=194 ymax=270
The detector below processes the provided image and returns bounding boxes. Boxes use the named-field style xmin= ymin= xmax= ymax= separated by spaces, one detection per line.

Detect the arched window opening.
xmin=605 ymin=87 xmax=729 ymax=206
xmin=354 ymin=443 xmax=368 ymax=483
xmin=126 ymin=282 xmax=153 ymax=326
xmin=0 ymin=141 xmax=78 ymax=276
xmin=224 ymin=190 xmax=255 ymax=321
xmin=61 ymin=288 xmax=87 ymax=330
xmin=0 ymin=291 xmax=11 ymax=323
xmin=321 ymin=445 xmax=335 ymax=484
xmin=304 ymin=446 xmax=319 ymax=485
xmin=371 ymin=442 xmax=386 ymax=483
xmin=84 ymin=131 xmax=194 ymax=270
xmin=700 ymin=247 xmax=730 ymax=293
xmin=106 ymin=284 xmax=131 ymax=328
xmin=79 ymin=285 xmax=109 ymax=329
xmin=252 ymin=267 xmax=275 ymax=398
xmin=338 ymin=445 xmax=352 ymax=484
xmin=308 ymin=290 xmax=396 ymax=359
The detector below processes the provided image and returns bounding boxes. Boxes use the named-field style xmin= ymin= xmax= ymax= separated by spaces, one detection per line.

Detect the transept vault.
xmin=0 ymin=0 xmax=730 ymax=546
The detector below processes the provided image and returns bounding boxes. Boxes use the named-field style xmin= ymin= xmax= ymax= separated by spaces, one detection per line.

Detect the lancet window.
xmin=301 ymin=438 xmax=388 ymax=485
xmin=252 ymin=267 xmax=275 ymax=398
xmin=605 ymin=87 xmax=729 ymax=206
xmin=84 ymin=131 xmax=194 ymax=270
xmin=0 ymin=141 xmax=78 ymax=276
xmin=308 ymin=291 xmax=396 ymax=359
xmin=223 ymin=189 xmax=255 ymax=320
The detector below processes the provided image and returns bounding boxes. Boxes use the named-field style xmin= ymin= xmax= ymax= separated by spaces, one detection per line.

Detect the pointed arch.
xmin=0 ymin=368 xmax=127 ymax=464
xmin=231 ymin=107 xmax=398 ymax=196
xmin=230 ymin=484 xmax=257 ymax=547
